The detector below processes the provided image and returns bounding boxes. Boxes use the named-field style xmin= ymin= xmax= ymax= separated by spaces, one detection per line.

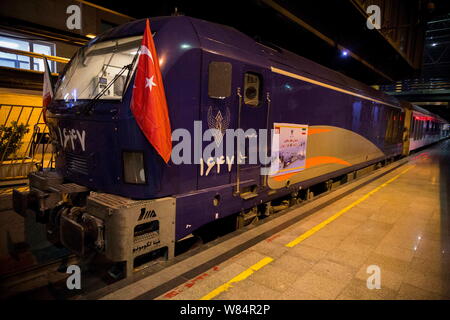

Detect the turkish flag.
xmin=42 ymin=57 xmax=53 ymax=124
xmin=130 ymin=19 xmax=172 ymax=163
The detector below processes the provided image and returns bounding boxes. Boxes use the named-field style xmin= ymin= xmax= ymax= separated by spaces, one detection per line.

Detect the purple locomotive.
xmin=13 ymin=16 xmax=450 ymax=277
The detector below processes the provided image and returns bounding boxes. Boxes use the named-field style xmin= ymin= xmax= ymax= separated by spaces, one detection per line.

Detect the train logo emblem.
xmin=207 ymin=106 xmax=231 ymax=146
xmin=138 ymin=208 xmax=157 ymax=221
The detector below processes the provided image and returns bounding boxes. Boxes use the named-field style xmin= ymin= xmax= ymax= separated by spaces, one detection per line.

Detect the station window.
xmin=0 ymin=32 xmax=56 ymax=72
xmin=208 ymin=61 xmax=232 ymax=99
xmin=244 ymin=72 xmax=261 ymax=107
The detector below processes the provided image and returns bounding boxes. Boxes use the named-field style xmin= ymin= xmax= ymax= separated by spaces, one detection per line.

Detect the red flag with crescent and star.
xmin=42 ymin=57 xmax=53 ymax=124
xmin=130 ymin=19 xmax=172 ymax=163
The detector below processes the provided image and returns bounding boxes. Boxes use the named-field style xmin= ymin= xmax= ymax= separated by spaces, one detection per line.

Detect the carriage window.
xmin=413 ymin=119 xmax=418 ymax=140
xmin=385 ymin=110 xmax=393 ymax=143
xmin=416 ymin=120 xmax=420 ymax=140
xmin=421 ymin=120 xmax=425 ymax=139
xmin=392 ymin=111 xmax=399 ymax=143
xmin=244 ymin=73 xmax=261 ymax=106
xmin=208 ymin=62 xmax=232 ymax=99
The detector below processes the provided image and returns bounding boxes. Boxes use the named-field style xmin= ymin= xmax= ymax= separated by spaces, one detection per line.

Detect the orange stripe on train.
xmin=306 ymin=156 xmax=351 ymax=168
xmin=273 ymin=156 xmax=351 ymax=181
xmin=307 ymin=128 xmax=332 ymax=135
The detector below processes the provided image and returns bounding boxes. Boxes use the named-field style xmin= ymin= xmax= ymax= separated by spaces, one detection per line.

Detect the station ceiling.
xmin=86 ymin=1 xmax=450 ymax=121
xmin=88 ymin=0 xmax=446 ymax=82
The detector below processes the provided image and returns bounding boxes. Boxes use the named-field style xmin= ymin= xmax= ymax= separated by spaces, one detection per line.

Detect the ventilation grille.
xmin=65 ymin=152 xmax=89 ymax=175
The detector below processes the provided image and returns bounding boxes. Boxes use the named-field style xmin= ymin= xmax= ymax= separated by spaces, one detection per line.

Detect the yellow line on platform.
xmin=198 ymin=165 xmax=413 ymax=300
xmin=200 ymin=257 xmax=274 ymax=300
xmin=285 ymin=165 xmax=415 ymax=248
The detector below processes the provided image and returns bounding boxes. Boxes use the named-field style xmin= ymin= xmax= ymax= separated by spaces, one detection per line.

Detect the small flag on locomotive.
xmin=130 ymin=19 xmax=172 ymax=163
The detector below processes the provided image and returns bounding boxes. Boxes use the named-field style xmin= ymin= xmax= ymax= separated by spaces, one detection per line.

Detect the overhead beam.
xmin=349 ymin=0 xmax=416 ymax=69
xmin=77 ymin=0 xmax=136 ymax=20
xmin=0 ymin=47 xmax=70 ymax=64
xmin=261 ymin=0 xmax=394 ymax=82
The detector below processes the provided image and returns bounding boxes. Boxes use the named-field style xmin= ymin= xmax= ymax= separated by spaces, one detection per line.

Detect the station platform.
xmin=98 ymin=140 xmax=450 ymax=300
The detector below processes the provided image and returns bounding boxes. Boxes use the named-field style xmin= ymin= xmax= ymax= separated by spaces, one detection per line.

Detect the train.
xmin=13 ymin=16 xmax=450 ymax=277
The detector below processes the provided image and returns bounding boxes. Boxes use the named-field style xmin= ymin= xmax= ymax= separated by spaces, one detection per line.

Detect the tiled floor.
xmin=0 ymin=185 xmax=60 ymax=274
xmin=156 ymin=140 xmax=450 ymax=300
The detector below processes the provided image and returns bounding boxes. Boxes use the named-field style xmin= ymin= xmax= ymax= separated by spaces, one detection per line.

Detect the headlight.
xmin=123 ymin=151 xmax=146 ymax=184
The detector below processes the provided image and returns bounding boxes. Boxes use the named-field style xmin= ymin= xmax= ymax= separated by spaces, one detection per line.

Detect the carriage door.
xmin=402 ymin=105 xmax=412 ymax=156
xmin=197 ymin=56 xmax=270 ymax=196
xmin=233 ymin=66 xmax=271 ymax=198
xmin=198 ymin=55 xmax=238 ymax=190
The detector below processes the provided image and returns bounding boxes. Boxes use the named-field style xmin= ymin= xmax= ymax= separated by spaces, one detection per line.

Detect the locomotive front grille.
xmin=65 ymin=152 xmax=89 ymax=175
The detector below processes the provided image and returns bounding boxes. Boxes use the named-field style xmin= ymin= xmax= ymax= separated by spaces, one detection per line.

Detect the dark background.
xmin=89 ymin=0 xmax=450 ymax=120
xmin=89 ymin=0 xmax=450 ymax=83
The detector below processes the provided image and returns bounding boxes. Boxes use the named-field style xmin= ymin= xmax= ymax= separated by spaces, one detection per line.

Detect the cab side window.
xmin=208 ymin=62 xmax=232 ymax=99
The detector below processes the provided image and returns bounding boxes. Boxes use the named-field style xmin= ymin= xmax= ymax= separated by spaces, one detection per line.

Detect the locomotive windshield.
xmin=54 ymin=35 xmax=142 ymax=102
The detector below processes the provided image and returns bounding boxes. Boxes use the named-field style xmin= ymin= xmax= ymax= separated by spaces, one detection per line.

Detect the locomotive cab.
xmin=13 ymin=15 xmax=450 ymax=279
xmin=13 ymin=17 xmax=203 ymax=277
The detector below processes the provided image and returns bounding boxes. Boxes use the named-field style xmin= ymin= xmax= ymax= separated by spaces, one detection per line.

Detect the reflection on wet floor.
xmin=1 ymin=140 xmax=450 ymax=300
xmin=154 ymin=140 xmax=450 ymax=300
xmin=0 ymin=189 xmax=69 ymax=276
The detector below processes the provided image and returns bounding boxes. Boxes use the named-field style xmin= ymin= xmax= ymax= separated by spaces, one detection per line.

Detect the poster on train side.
xmin=270 ymin=123 xmax=308 ymax=177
